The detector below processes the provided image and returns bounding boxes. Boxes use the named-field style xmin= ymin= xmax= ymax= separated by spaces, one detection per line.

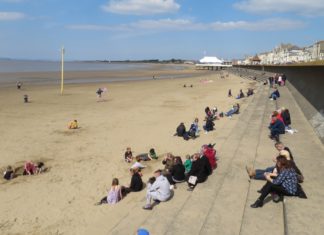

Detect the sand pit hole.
xmin=53 ymin=128 xmax=83 ymax=136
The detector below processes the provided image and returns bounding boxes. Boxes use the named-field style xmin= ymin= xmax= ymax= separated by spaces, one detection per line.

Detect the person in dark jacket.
xmin=122 ymin=168 xmax=143 ymax=195
xmin=187 ymin=154 xmax=211 ymax=190
xmin=281 ymin=108 xmax=291 ymax=127
xmin=176 ymin=122 xmax=189 ymax=140
xmin=165 ymin=156 xmax=186 ymax=186
xmin=269 ymin=88 xmax=280 ymax=100
xmin=269 ymin=115 xmax=285 ymax=141
xmin=203 ymin=117 xmax=215 ymax=132
xmin=170 ymin=156 xmax=186 ymax=183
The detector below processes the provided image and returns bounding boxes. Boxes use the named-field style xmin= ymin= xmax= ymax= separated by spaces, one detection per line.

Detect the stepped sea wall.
xmin=235 ymin=65 xmax=324 ymax=143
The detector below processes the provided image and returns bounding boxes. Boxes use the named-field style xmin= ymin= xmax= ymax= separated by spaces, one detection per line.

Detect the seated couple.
xmin=246 ymin=142 xmax=303 ymax=183
xmin=225 ymin=103 xmax=240 ymax=118
xmin=236 ymin=89 xmax=245 ymax=99
xmin=125 ymin=147 xmax=158 ymax=163
xmin=205 ymin=107 xmax=218 ymax=120
xmin=176 ymin=119 xmax=200 ymax=140
xmin=97 ymin=168 xmax=144 ymax=205
xmin=162 ymin=155 xmax=186 ymax=188
xmin=250 ymin=156 xmax=306 ymax=208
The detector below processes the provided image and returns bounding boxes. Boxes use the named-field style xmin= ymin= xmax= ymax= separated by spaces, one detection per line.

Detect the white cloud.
xmin=67 ymin=18 xmax=305 ymax=32
xmin=211 ymin=18 xmax=305 ymax=31
xmin=234 ymin=0 xmax=324 ymax=16
xmin=102 ymin=0 xmax=180 ymax=15
xmin=0 ymin=11 xmax=25 ymax=20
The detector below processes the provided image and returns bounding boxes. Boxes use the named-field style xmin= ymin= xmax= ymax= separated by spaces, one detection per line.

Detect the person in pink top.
xmin=97 ymin=178 xmax=123 ymax=205
xmin=23 ymin=161 xmax=37 ymax=175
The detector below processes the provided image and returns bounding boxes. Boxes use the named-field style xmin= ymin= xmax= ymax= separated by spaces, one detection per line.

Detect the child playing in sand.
xmin=124 ymin=147 xmax=133 ymax=163
xmin=3 ymin=166 xmax=15 ymax=180
xmin=68 ymin=120 xmax=78 ymax=129
xmin=149 ymin=148 xmax=158 ymax=160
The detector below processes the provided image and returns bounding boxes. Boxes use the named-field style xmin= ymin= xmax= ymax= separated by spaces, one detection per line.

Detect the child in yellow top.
xmin=68 ymin=120 xmax=78 ymax=129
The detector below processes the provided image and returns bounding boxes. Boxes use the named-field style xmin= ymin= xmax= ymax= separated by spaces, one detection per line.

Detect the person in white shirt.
xmin=131 ymin=156 xmax=146 ymax=169
xmin=143 ymin=170 xmax=171 ymax=210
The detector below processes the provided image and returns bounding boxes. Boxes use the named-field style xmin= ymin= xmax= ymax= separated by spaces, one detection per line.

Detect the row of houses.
xmin=236 ymin=41 xmax=324 ymax=65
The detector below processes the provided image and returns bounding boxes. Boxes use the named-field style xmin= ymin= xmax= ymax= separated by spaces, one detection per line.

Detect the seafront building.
xmin=195 ymin=56 xmax=232 ymax=70
xmin=237 ymin=40 xmax=324 ymax=65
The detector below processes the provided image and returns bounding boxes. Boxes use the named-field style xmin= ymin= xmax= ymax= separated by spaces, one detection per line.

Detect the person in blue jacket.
xmin=269 ymin=115 xmax=285 ymax=141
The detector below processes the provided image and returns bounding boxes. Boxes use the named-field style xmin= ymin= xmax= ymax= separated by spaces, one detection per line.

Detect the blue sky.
xmin=1 ymin=0 xmax=324 ymax=60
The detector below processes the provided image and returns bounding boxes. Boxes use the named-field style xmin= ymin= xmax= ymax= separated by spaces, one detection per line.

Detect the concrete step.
xmin=276 ymin=85 xmax=324 ymax=235
xmin=106 ymin=83 xmax=268 ymax=235
xmin=239 ymin=84 xmax=285 ymax=235
xmin=157 ymin=85 xmax=271 ymax=235
xmin=198 ymin=82 xmax=283 ymax=235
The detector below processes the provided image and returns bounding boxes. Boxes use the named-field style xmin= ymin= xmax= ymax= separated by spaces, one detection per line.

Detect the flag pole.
xmin=60 ymin=46 xmax=65 ymax=95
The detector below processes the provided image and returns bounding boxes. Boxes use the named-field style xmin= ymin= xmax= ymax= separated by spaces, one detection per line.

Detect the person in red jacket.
xmin=202 ymin=144 xmax=217 ymax=169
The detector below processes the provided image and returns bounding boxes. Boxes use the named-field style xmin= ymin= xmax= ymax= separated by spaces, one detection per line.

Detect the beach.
xmin=0 ymin=68 xmax=256 ymax=235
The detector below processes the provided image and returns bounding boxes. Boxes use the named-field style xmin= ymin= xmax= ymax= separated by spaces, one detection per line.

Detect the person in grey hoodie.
xmin=143 ymin=169 xmax=171 ymax=210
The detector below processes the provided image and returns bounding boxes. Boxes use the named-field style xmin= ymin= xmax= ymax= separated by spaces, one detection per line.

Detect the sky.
xmin=1 ymin=0 xmax=324 ymax=60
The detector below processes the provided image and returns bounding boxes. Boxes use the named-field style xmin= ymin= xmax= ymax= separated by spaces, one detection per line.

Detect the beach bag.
xmin=188 ymin=175 xmax=198 ymax=185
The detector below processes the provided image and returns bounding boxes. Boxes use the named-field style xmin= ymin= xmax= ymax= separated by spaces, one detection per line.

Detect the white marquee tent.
xmin=199 ymin=56 xmax=223 ymax=64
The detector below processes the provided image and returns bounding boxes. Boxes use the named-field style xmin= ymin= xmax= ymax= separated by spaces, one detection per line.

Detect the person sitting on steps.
xmin=251 ymin=156 xmax=298 ymax=208
xmin=268 ymin=114 xmax=285 ymax=141
xmin=143 ymin=169 xmax=171 ymax=210
xmin=122 ymin=168 xmax=143 ymax=195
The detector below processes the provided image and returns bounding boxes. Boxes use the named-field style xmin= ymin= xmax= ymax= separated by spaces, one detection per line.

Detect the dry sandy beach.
xmin=0 ymin=69 xmax=256 ymax=235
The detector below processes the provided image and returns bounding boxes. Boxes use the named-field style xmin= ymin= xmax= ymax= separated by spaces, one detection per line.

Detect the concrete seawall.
xmin=234 ymin=65 xmax=324 ymax=143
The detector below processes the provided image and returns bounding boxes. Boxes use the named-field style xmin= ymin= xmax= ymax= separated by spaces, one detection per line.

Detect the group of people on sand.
xmin=143 ymin=144 xmax=217 ymax=209
xmin=3 ymin=161 xmax=45 ymax=181
xmin=97 ymin=144 xmax=218 ymax=210
xmin=245 ymin=78 xmax=306 ymax=208
xmin=231 ymin=88 xmax=254 ymax=99
xmin=175 ymin=103 xmax=242 ymax=141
